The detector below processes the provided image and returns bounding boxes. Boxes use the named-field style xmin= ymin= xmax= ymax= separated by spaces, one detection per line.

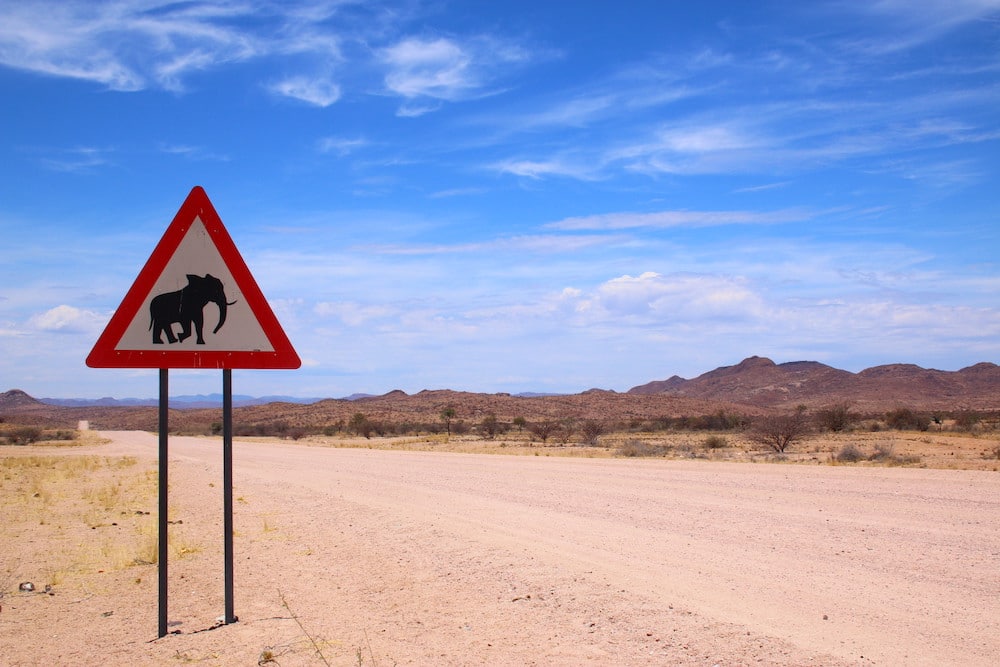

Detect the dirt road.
xmin=3 ymin=432 xmax=998 ymax=665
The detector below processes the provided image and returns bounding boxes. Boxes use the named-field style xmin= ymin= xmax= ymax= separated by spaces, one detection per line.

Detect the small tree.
xmin=349 ymin=412 xmax=374 ymax=439
xmin=440 ymin=407 xmax=456 ymax=436
xmin=556 ymin=419 xmax=576 ymax=444
xmin=527 ymin=421 xmax=559 ymax=443
xmin=581 ymin=420 xmax=606 ymax=446
xmin=480 ymin=414 xmax=501 ymax=439
xmin=512 ymin=416 xmax=526 ymax=432
xmin=747 ymin=411 xmax=812 ymax=453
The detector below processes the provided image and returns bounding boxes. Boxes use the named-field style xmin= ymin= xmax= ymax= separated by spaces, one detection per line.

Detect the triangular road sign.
xmin=87 ymin=187 xmax=300 ymax=369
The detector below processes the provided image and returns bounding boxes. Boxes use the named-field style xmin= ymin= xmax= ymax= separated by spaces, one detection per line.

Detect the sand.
xmin=2 ymin=431 xmax=998 ymax=666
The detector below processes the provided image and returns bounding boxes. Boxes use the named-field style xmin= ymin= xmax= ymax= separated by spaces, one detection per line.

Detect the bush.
xmin=615 ymin=439 xmax=671 ymax=457
xmin=2 ymin=426 xmax=43 ymax=445
xmin=835 ymin=442 xmax=865 ymax=463
xmin=953 ymin=411 xmax=981 ymax=432
xmin=869 ymin=441 xmax=895 ymax=461
xmin=885 ymin=408 xmax=930 ymax=431
xmin=816 ymin=402 xmax=854 ymax=432
xmin=702 ymin=434 xmax=728 ymax=449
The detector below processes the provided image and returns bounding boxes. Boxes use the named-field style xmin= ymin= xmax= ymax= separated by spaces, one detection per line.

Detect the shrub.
xmin=615 ymin=439 xmax=671 ymax=457
xmin=815 ymin=402 xmax=854 ymax=432
xmin=885 ymin=408 xmax=930 ymax=431
xmin=2 ymin=426 xmax=43 ymax=445
xmin=702 ymin=434 xmax=727 ymax=449
xmin=869 ymin=441 xmax=895 ymax=461
xmin=953 ymin=411 xmax=981 ymax=432
xmin=835 ymin=442 xmax=865 ymax=463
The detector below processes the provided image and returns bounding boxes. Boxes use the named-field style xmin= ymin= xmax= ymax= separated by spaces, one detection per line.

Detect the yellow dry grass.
xmin=0 ymin=451 xmax=203 ymax=596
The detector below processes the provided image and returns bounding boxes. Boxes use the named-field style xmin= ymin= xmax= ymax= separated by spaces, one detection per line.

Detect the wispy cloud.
xmin=38 ymin=146 xmax=115 ymax=172
xmin=491 ymin=157 xmax=601 ymax=180
xmin=734 ymin=181 xmax=792 ymax=194
xmin=363 ymin=233 xmax=619 ymax=256
xmin=378 ymin=34 xmax=530 ymax=114
xmin=835 ymin=0 xmax=1000 ymax=53
xmin=0 ymin=1 xmax=265 ymax=91
xmin=269 ymin=75 xmax=342 ymax=106
xmin=158 ymin=143 xmax=230 ymax=162
xmin=317 ymin=136 xmax=368 ymax=156
xmin=546 ymin=208 xmax=813 ymax=231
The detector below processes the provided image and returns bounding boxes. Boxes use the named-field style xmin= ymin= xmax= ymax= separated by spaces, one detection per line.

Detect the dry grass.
xmin=0 ymin=452 xmax=196 ymax=594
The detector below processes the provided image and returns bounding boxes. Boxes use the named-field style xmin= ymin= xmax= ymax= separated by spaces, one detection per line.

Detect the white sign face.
xmin=114 ymin=217 xmax=275 ymax=352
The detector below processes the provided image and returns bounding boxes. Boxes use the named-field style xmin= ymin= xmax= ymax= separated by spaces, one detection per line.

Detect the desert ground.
xmin=1 ymin=431 xmax=998 ymax=666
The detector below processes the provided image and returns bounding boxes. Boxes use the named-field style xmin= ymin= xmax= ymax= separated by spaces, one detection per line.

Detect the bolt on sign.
xmin=87 ymin=186 xmax=299 ymax=370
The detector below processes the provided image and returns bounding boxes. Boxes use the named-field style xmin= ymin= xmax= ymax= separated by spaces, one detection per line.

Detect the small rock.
xmin=18 ymin=582 xmax=34 ymax=592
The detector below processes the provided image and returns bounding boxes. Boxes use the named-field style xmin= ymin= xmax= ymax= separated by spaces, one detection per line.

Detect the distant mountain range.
xmin=37 ymin=394 xmax=326 ymax=409
xmin=3 ymin=357 xmax=998 ymax=430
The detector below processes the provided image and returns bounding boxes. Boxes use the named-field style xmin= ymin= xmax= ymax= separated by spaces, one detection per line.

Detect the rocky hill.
xmin=628 ymin=356 xmax=1000 ymax=411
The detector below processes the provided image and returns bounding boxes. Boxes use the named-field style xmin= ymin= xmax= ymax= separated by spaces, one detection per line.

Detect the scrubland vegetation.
xmin=3 ymin=404 xmax=998 ymax=470
xmin=124 ymin=404 xmax=1000 ymax=471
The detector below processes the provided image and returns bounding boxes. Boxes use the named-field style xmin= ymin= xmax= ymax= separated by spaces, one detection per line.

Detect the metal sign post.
xmin=223 ymin=369 xmax=236 ymax=624
xmin=158 ymin=369 xmax=169 ymax=638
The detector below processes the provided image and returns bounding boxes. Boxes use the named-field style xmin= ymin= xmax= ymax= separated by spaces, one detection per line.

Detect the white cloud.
xmin=578 ymin=272 xmax=765 ymax=321
xmin=844 ymin=0 xmax=1000 ymax=51
xmin=0 ymin=1 xmax=265 ymax=91
xmin=0 ymin=1 xmax=345 ymax=92
xmin=547 ymin=208 xmax=812 ymax=230
xmin=492 ymin=157 xmax=600 ymax=180
xmin=378 ymin=34 xmax=530 ymax=112
xmin=270 ymin=75 xmax=342 ymax=106
xmin=317 ymin=136 xmax=367 ymax=155
xmin=314 ymin=301 xmax=394 ymax=327
xmin=159 ymin=143 xmax=230 ymax=161
xmin=381 ymin=37 xmax=473 ymax=99
xmin=38 ymin=146 xmax=115 ymax=172
xmin=28 ymin=305 xmax=105 ymax=334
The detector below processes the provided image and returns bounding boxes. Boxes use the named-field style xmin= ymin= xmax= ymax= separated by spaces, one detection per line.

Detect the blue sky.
xmin=1 ymin=0 xmax=998 ymax=400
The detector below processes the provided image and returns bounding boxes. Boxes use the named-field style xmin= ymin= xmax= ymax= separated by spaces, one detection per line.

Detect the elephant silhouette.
xmin=149 ymin=273 xmax=237 ymax=344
